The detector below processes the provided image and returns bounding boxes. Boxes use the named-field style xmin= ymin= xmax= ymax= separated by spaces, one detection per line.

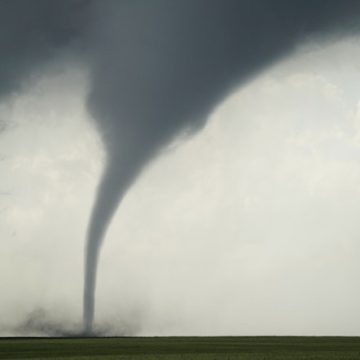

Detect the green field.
xmin=1 ymin=336 xmax=360 ymax=360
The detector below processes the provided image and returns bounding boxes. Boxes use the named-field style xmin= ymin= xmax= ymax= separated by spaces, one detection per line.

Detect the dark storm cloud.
xmin=1 ymin=0 xmax=360 ymax=335
xmin=0 ymin=0 xmax=90 ymax=99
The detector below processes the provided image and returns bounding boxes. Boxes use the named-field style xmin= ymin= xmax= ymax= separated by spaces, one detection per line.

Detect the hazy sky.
xmin=2 ymin=37 xmax=360 ymax=336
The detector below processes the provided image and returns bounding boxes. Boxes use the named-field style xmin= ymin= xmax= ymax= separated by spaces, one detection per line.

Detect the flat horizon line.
xmin=1 ymin=335 xmax=360 ymax=340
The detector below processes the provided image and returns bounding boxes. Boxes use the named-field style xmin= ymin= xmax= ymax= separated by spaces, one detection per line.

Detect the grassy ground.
xmin=1 ymin=336 xmax=360 ymax=359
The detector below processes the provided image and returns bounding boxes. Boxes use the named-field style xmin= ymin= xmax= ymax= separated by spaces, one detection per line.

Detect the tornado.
xmin=82 ymin=0 xmax=360 ymax=333
xmin=0 ymin=0 xmax=360 ymax=336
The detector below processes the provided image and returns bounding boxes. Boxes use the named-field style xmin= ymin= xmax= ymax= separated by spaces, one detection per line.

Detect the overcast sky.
xmin=2 ymin=37 xmax=360 ymax=336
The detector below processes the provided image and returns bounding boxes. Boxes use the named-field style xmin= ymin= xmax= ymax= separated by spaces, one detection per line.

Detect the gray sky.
xmin=2 ymin=37 xmax=360 ymax=336
xmin=2 ymin=0 xmax=360 ymax=336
